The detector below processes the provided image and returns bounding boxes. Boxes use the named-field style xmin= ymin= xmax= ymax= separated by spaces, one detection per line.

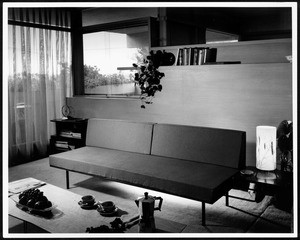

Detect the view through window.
xmin=83 ymin=26 xmax=149 ymax=96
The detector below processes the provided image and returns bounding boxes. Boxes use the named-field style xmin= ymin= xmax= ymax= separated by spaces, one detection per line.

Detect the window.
xmin=7 ymin=8 xmax=72 ymax=164
xmin=83 ymin=24 xmax=149 ymax=96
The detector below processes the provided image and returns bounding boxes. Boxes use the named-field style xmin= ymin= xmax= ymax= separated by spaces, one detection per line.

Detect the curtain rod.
xmin=8 ymin=20 xmax=72 ymax=32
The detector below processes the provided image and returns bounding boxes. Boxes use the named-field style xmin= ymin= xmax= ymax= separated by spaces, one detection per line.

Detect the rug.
xmin=8 ymin=157 xmax=293 ymax=234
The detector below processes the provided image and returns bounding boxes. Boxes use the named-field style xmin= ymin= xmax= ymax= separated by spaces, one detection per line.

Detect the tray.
xmin=11 ymin=196 xmax=56 ymax=213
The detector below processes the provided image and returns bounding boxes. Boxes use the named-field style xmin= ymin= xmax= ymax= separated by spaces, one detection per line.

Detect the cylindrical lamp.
xmin=256 ymin=126 xmax=277 ymax=171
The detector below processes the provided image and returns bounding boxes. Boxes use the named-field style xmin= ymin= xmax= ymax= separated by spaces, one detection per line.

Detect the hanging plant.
xmin=133 ymin=51 xmax=165 ymax=108
xmin=277 ymin=120 xmax=293 ymax=171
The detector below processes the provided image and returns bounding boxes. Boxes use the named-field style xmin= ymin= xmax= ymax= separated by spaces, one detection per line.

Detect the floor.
xmin=6 ymin=157 xmax=294 ymax=236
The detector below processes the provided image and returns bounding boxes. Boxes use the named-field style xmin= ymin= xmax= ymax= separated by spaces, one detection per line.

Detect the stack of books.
xmin=175 ymin=47 xmax=217 ymax=66
xmin=60 ymin=131 xmax=82 ymax=139
xmin=55 ymin=141 xmax=75 ymax=150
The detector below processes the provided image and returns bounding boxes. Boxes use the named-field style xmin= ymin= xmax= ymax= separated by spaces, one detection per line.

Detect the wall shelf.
xmin=151 ymin=38 xmax=292 ymax=65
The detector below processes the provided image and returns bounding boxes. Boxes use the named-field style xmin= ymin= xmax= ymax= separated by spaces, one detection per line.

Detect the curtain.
xmin=8 ymin=9 xmax=72 ymax=165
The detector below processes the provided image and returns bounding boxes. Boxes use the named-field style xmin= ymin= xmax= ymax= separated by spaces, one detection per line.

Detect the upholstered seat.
xmin=49 ymin=118 xmax=246 ymax=225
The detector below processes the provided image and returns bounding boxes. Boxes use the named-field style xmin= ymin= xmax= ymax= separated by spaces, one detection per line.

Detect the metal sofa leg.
xmin=202 ymin=202 xmax=206 ymax=226
xmin=225 ymin=191 xmax=229 ymax=206
xmin=23 ymin=221 xmax=27 ymax=233
xmin=66 ymin=170 xmax=69 ymax=189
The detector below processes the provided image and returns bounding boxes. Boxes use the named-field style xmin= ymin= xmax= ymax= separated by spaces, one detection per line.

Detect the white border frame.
xmin=2 ymin=2 xmax=298 ymax=239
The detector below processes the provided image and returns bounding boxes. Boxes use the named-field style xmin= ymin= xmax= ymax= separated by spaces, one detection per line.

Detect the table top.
xmin=239 ymin=166 xmax=292 ymax=187
xmin=50 ymin=118 xmax=88 ymax=123
xmin=9 ymin=178 xmax=115 ymax=233
xmin=8 ymin=178 xmax=185 ymax=234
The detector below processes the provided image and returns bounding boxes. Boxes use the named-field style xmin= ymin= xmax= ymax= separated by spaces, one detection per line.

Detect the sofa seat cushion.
xmin=50 ymin=146 xmax=238 ymax=204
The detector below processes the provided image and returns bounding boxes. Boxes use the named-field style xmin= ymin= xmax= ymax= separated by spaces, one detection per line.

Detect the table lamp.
xmin=256 ymin=126 xmax=277 ymax=171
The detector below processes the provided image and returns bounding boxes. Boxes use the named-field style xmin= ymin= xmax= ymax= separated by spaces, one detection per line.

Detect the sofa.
xmin=49 ymin=118 xmax=246 ymax=225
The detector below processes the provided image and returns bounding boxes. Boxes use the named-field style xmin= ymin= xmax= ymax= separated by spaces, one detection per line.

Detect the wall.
xmin=67 ymin=62 xmax=292 ymax=167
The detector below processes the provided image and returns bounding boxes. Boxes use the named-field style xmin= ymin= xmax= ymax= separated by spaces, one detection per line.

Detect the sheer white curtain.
xmin=8 ymin=9 xmax=72 ymax=165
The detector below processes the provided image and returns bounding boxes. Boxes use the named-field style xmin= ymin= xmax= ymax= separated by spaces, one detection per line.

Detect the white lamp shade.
xmin=256 ymin=126 xmax=277 ymax=171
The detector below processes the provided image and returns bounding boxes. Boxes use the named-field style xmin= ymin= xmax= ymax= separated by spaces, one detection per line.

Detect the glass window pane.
xmin=83 ymin=26 xmax=149 ymax=95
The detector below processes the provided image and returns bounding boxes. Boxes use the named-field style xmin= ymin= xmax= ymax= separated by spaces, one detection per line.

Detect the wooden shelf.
xmin=159 ymin=62 xmax=291 ymax=71
xmin=151 ymin=38 xmax=292 ymax=64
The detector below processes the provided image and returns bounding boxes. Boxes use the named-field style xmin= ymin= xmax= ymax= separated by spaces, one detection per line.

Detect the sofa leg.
xmin=66 ymin=170 xmax=69 ymax=189
xmin=225 ymin=192 xmax=229 ymax=206
xmin=202 ymin=202 xmax=206 ymax=226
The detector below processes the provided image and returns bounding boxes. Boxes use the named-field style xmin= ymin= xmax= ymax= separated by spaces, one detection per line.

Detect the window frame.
xmin=80 ymin=17 xmax=158 ymax=98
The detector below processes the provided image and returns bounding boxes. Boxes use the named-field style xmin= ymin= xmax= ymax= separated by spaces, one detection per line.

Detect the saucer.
xmin=78 ymin=200 xmax=98 ymax=209
xmin=97 ymin=206 xmax=118 ymax=216
xmin=240 ymin=169 xmax=254 ymax=176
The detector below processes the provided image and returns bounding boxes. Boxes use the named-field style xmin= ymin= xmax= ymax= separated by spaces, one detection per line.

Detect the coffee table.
xmin=8 ymin=178 xmax=186 ymax=233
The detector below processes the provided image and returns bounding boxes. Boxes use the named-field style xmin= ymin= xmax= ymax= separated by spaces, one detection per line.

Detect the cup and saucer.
xmin=97 ymin=201 xmax=118 ymax=216
xmin=78 ymin=195 xmax=98 ymax=209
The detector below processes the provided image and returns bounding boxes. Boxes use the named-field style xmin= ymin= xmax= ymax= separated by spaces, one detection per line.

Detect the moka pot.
xmin=135 ymin=192 xmax=163 ymax=233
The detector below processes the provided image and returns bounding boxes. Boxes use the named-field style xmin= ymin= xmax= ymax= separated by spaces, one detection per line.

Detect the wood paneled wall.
xmin=67 ymin=62 xmax=293 ymax=166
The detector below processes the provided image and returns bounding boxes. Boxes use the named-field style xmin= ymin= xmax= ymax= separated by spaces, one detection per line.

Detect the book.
xmin=177 ymin=48 xmax=183 ymax=66
xmin=193 ymin=48 xmax=199 ymax=65
xmin=202 ymin=48 xmax=209 ymax=64
xmin=183 ymin=48 xmax=189 ymax=65
xmin=198 ymin=48 xmax=205 ymax=65
xmin=55 ymin=141 xmax=69 ymax=149
xmin=60 ymin=131 xmax=81 ymax=139
xmin=175 ymin=48 xmax=180 ymax=66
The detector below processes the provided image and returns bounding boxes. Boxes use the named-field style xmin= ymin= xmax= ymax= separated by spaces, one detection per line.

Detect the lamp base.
xmin=256 ymin=170 xmax=276 ymax=180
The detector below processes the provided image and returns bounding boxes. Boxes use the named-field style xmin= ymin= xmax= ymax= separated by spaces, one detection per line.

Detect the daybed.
xmin=49 ymin=118 xmax=246 ymax=225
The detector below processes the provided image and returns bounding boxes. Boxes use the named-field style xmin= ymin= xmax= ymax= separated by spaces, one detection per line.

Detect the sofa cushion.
xmin=49 ymin=146 xmax=238 ymax=203
xmin=86 ymin=118 xmax=154 ymax=154
xmin=151 ymin=123 xmax=246 ymax=169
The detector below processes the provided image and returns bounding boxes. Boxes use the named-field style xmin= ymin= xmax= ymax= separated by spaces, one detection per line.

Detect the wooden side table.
xmin=234 ymin=166 xmax=293 ymax=212
xmin=50 ymin=118 xmax=88 ymax=154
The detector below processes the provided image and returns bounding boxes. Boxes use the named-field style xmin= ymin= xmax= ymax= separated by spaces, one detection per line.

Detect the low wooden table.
xmin=8 ymin=178 xmax=186 ymax=233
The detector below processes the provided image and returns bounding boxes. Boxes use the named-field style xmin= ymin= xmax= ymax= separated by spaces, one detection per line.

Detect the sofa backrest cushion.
xmin=151 ymin=123 xmax=246 ymax=169
xmin=86 ymin=118 xmax=154 ymax=154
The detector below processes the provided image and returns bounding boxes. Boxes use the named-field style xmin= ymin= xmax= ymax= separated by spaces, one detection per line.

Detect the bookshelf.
xmin=50 ymin=118 xmax=88 ymax=154
xmin=151 ymin=38 xmax=292 ymax=65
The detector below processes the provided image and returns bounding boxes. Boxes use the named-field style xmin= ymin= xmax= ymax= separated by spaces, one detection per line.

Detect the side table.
xmin=50 ymin=118 xmax=88 ymax=154
xmin=234 ymin=166 xmax=293 ymax=212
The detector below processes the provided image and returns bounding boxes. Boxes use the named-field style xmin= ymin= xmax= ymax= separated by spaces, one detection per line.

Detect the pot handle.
xmin=154 ymin=197 xmax=163 ymax=211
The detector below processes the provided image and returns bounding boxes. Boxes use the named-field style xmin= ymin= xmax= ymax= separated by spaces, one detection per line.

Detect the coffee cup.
xmin=81 ymin=195 xmax=95 ymax=205
xmin=100 ymin=201 xmax=115 ymax=212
